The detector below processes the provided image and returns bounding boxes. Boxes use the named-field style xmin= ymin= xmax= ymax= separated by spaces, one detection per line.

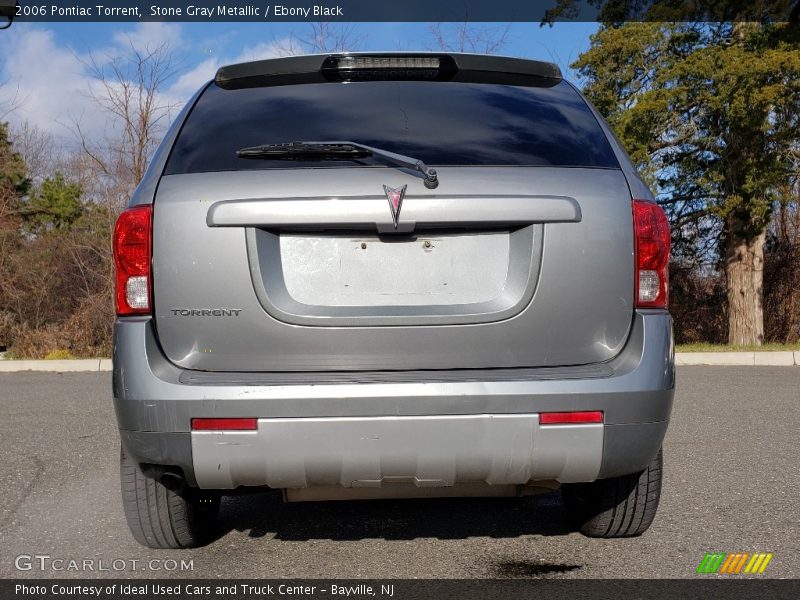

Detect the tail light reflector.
xmin=539 ymin=411 xmax=603 ymax=425
xmin=113 ymin=205 xmax=152 ymax=315
xmin=191 ymin=418 xmax=258 ymax=431
xmin=633 ymin=200 xmax=670 ymax=308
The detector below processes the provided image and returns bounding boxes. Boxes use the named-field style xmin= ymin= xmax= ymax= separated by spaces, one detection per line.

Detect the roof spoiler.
xmin=215 ymin=53 xmax=563 ymax=90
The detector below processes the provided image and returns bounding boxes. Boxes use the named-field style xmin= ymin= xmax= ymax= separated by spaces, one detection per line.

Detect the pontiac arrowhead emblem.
xmin=382 ymin=184 xmax=407 ymax=229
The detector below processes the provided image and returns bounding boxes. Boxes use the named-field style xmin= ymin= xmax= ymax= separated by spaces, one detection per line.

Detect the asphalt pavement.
xmin=0 ymin=367 xmax=798 ymax=579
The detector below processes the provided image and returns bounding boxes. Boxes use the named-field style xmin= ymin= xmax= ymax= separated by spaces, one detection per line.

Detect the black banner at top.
xmin=4 ymin=0 xmax=800 ymax=23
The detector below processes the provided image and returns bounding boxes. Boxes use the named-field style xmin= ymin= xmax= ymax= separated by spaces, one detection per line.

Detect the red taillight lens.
xmin=191 ymin=418 xmax=258 ymax=431
xmin=539 ymin=411 xmax=604 ymax=425
xmin=113 ymin=205 xmax=152 ymax=315
xmin=633 ymin=200 xmax=670 ymax=309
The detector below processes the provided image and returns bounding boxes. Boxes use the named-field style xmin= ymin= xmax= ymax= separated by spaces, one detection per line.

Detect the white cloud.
xmin=233 ymin=39 xmax=296 ymax=62
xmin=0 ymin=29 xmax=95 ymax=140
xmin=165 ymin=57 xmax=219 ymax=101
xmin=0 ymin=26 xmax=296 ymax=147
xmin=163 ymin=38 xmax=296 ymax=102
xmin=112 ymin=22 xmax=184 ymax=54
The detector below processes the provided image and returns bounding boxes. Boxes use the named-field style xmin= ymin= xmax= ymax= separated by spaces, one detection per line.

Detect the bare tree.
xmin=59 ymin=39 xmax=181 ymax=355
xmin=9 ymin=121 xmax=59 ymax=184
xmin=74 ymin=39 xmax=180 ymax=207
xmin=428 ymin=22 xmax=512 ymax=54
xmin=272 ymin=22 xmax=365 ymax=56
xmin=1 ymin=39 xmax=185 ymax=357
xmin=299 ymin=22 xmax=365 ymax=53
xmin=0 ymin=67 xmax=21 ymax=120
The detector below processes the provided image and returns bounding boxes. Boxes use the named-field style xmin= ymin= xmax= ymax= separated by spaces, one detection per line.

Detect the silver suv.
xmin=113 ymin=53 xmax=674 ymax=549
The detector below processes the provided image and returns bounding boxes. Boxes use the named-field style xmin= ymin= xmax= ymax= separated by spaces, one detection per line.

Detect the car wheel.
xmin=562 ymin=447 xmax=663 ymax=538
xmin=120 ymin=446 xmax=219 ymax=548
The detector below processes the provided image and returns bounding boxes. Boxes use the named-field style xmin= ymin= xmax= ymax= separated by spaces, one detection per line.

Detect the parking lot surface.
xmin=1 ymin=367 xmax=798 ymax=578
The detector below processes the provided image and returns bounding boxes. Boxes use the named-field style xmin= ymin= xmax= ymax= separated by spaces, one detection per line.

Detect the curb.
xmin=0 ymin=353 xmax=799 ymax=372
xmin=0 ymin=359 xmax=112 ymax=373
xmin=675 ymin=351 xmax=799 ymax=366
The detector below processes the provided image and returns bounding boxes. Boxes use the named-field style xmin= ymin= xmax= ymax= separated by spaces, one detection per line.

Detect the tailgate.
xmin=152 ymin=166 xmax=634 ymax=371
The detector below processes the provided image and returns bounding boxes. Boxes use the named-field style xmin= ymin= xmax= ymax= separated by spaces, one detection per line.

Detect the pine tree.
xmin=573 ymin=22 xmax=800 ymax=344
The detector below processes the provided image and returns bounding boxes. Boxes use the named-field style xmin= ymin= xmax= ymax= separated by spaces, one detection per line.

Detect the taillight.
xmin=113 ymin=205 xmax=152 ymax=315
xmin=633 ymin=200 xmax=670 ymax=309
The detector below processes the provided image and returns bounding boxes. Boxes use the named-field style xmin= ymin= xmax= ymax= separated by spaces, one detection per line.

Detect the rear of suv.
xmin=113 ymin=53 xmax=674 ymax=549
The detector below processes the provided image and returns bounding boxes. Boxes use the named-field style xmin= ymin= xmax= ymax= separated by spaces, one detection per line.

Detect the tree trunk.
xmin=725 ymin=227 xmax=765 ymax=345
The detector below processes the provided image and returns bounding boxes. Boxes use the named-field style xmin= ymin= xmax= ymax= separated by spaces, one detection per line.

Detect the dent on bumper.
xmin=114 ymin=311 xmax=674 ymax=486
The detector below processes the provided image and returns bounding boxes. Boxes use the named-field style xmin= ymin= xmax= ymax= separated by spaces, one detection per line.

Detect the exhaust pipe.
xmin=158 ymin=470 xmax=186 ymax=492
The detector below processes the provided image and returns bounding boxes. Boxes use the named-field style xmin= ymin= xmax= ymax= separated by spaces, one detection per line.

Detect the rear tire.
xmin=120 ymin=446 xmax=219 ymax=548
xmin=562 ymin=447 xmax=663 ymax=538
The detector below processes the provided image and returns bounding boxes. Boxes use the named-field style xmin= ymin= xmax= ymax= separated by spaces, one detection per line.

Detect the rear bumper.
xmin=191 ymin=414 xmax=605 ymax=489
xmin=114 ymin=311 xmax=674 ymax=489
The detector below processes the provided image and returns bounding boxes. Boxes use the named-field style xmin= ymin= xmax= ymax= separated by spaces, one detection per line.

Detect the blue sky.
xmin=0 ymin=21 xmax=599 ymax=140
xmin=41 ymin=21 xmax=599 ymax=69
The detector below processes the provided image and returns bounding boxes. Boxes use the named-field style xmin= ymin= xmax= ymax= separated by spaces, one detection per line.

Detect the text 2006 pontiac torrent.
xmin=112 ymin=53 xmax=674 ymax=548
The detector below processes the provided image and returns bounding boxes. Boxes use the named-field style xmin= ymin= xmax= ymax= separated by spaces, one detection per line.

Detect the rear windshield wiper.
xmin=236 ymin=141 xmax=439 ymax=189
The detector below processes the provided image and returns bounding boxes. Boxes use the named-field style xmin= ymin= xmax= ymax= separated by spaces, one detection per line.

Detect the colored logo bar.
xmin=696 ymin=552 xmax=773 ymax=574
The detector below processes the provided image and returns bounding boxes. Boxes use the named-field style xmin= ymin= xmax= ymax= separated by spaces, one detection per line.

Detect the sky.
xmin=0 ymin=21 xmax=599 ymax=143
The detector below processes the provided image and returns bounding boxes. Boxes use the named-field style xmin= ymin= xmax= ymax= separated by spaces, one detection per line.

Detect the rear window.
xmin=164 ymin=80 xmax=619 ymax=175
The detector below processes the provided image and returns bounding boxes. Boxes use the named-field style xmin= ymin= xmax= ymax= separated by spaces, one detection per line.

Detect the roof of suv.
xmin=215 ymin=52 xmax=563 ymax=89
